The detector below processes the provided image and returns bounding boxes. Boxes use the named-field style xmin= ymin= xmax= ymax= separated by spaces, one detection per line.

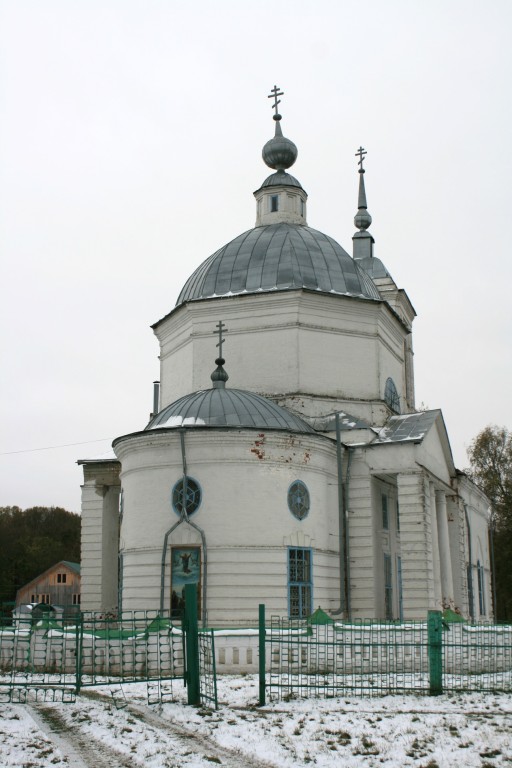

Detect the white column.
xmin=435 ymin=490 xmax=454 ymax=608
xmin=397 ymin=471 xmax=436 ymax=618
xmin=429 ymin=483 xmax=442 ymax=608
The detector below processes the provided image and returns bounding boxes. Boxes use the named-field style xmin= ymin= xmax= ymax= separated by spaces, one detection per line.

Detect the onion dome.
xmin=262 ymin=120 xmax=298 ymax=171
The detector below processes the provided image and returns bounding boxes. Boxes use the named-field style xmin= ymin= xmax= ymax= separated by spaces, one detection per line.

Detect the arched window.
xmin=384 ymin=377 xmax=401 ymax=414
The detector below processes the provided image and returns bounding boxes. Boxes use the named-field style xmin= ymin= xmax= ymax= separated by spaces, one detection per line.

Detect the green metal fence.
xmin=0 ymin=598 xmax=217 ymax=707
xmin=258 ymin=607 xmax=512 ymax=703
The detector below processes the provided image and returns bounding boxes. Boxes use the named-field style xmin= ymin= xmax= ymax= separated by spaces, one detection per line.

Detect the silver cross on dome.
xmin=268 ymin=85 xmax=284 ymax=120
xmin=214 ymin=320 xmax=227 ymax=359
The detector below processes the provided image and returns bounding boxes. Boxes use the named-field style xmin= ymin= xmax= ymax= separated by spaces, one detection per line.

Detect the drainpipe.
xmin=344 ymin=447 xmax=354 ymax=619
xmin=159 ymin=430 xmax=208 ymax=625
xmin=331 ymin=413 xmax=346 ymax=616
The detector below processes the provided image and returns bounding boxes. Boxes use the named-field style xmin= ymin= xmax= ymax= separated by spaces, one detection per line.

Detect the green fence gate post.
xmin=184 ymin=584 xmax=200 ymax=706
xmin=427 ymin=610 xmax=443 ymax=695
xmin=259 ymin=604 xmax=266 ymax=706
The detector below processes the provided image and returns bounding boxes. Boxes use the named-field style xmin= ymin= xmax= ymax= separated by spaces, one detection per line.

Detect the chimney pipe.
xmin=153 ymin=381 xmax=160 ymax=417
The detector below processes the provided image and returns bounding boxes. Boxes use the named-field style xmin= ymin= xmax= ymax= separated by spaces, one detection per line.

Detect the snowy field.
xmin=1 ymin=675 xmax=511 ymax=767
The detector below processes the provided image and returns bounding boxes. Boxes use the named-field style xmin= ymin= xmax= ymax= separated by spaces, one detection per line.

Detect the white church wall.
xmin=114 ymin=428 xmax=340 ymax=623
xmin=154 ymin=290 xmax=409 ymax=420
xmin=416 ymin=425 xmax=454 ymax=487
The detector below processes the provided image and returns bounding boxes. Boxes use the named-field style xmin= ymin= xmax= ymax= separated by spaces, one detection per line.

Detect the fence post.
xmin=184 ymin=584 xmax=200 ymax=705
xmin=75 ymin=612 xmax=83 ymax=694
xmin=427 ymin=610 xmax=443 ymax=695
xmin=259 ymin=604 xmax=266 ymax=706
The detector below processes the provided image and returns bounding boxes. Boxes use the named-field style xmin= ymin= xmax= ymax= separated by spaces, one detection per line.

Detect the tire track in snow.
xmin=27 ymin=703 xmax=135 ymax=768
xmin=81 ymin=690 xmax=278 ymax=768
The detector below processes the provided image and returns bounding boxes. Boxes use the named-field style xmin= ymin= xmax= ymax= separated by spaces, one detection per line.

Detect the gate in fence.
xmin=0 ymin=585 xmax=217 ymax=708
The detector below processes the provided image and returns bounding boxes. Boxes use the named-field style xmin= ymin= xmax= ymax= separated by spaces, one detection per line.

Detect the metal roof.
xmin=146 ymin=388 xmax=316 ymax=434
xmin=375 ymin=410 xmax=440 ymax=444
xmin=176 ymin=223 xmax=381 ymax=307
xmin=356 ymin=255 xmax=392 ymax=280
xmin=257 ymin=171 xmax=304 ymax=190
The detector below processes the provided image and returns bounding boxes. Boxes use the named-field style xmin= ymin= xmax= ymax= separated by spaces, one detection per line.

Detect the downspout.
xmin=331 ymin=413 xmax=346 ymax=616
xmin=464 ymin=503 xmax=474 ymax=621
xmin=344 ymin=447 xmax=354 ymax=619
xmin=159 ymin=430 xmax=208 ymax=625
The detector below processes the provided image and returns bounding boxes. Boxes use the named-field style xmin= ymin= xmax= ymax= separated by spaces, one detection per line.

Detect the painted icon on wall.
xmin=170 ymin=546 xmax=201 ymax=617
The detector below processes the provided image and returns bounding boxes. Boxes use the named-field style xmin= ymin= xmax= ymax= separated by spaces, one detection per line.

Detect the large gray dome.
xmin=176 ymin=223 xmax=381 ymax=307
xmin=145 ymin=388 xmax=315 ymax=434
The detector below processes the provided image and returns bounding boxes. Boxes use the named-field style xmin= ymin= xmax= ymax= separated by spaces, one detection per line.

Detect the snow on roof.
xmin=311 ymin=410 xmax=371 ymax=432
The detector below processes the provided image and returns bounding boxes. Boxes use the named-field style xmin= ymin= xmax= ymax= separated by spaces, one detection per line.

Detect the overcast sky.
xmin=1 ymin=0 xmax=511 ymax=513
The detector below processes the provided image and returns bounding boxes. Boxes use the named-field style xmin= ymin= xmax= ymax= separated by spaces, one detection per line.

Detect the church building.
xmin=79 ymin=88 xmax=492 ymax=626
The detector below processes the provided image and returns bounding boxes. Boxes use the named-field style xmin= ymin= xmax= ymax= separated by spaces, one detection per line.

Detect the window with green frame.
xmin=288 ymin=548 xmax=312 ymax=618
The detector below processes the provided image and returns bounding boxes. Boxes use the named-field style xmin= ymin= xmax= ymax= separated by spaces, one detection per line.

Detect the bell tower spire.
xmin=352 ymin=146 xmax=375 ymax=262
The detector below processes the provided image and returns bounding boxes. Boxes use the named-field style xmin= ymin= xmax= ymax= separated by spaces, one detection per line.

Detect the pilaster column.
xmin=397 ymin=471 xmax=435 ymax=618
xmin=429 ymin=483 xmax=442 ymax=608
xmin=80 ymin=461 xmax=121 ymax=613
xmin=435 ymin=490 xmax=454 ymax=608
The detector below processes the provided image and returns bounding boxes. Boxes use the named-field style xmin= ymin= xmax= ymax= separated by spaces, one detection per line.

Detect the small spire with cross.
xmin=355 ymin=146 xmax=367 ymax=172
xmin=268 ymin=85 xmax=284 ymax=121
xmin=214 ymin=320 xmax=227 ymax=360
xmin=211 ymin=321 xmax=229 ymax=388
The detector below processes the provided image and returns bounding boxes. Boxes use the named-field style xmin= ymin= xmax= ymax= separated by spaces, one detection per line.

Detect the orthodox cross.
xmin=268 ymin=85 xmax=284 ymax=117
xmin=355 ymin=146 xmax=367 ymax=171
xmin=214 ymin=320 xmax=227 ymax=358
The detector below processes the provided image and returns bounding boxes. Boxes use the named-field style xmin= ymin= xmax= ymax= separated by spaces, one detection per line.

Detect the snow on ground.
xmin=1 ymin=675 xmax=511 ymax=767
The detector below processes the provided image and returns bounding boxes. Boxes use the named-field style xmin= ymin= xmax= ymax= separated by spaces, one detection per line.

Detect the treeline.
xmin=467 ymin=426 xmax=512 ymax=622
xmin=0 ymin=506 xmax=80 ymax=607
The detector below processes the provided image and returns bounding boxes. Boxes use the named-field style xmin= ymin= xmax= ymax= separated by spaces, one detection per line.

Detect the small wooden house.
xmin=16 ymin=561 xmax=81 ymax=609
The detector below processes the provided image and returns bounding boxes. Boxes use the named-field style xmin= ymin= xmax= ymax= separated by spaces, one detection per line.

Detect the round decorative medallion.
xmin=288 ymin=480 xmax=310 ymax=520
xmin=172 ymin=477 xmax=202 ymax=517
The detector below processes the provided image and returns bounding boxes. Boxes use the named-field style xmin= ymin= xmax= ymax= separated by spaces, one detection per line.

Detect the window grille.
xmin=172 ymin=476 xmax=202 ymax=516
xmin=384 ymin=377 xmax=401 ymax=413
xmin=288 ymin=548 xmax=312 ymax=618
xmin=288 ymin=480 xmax=310 ymax=520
